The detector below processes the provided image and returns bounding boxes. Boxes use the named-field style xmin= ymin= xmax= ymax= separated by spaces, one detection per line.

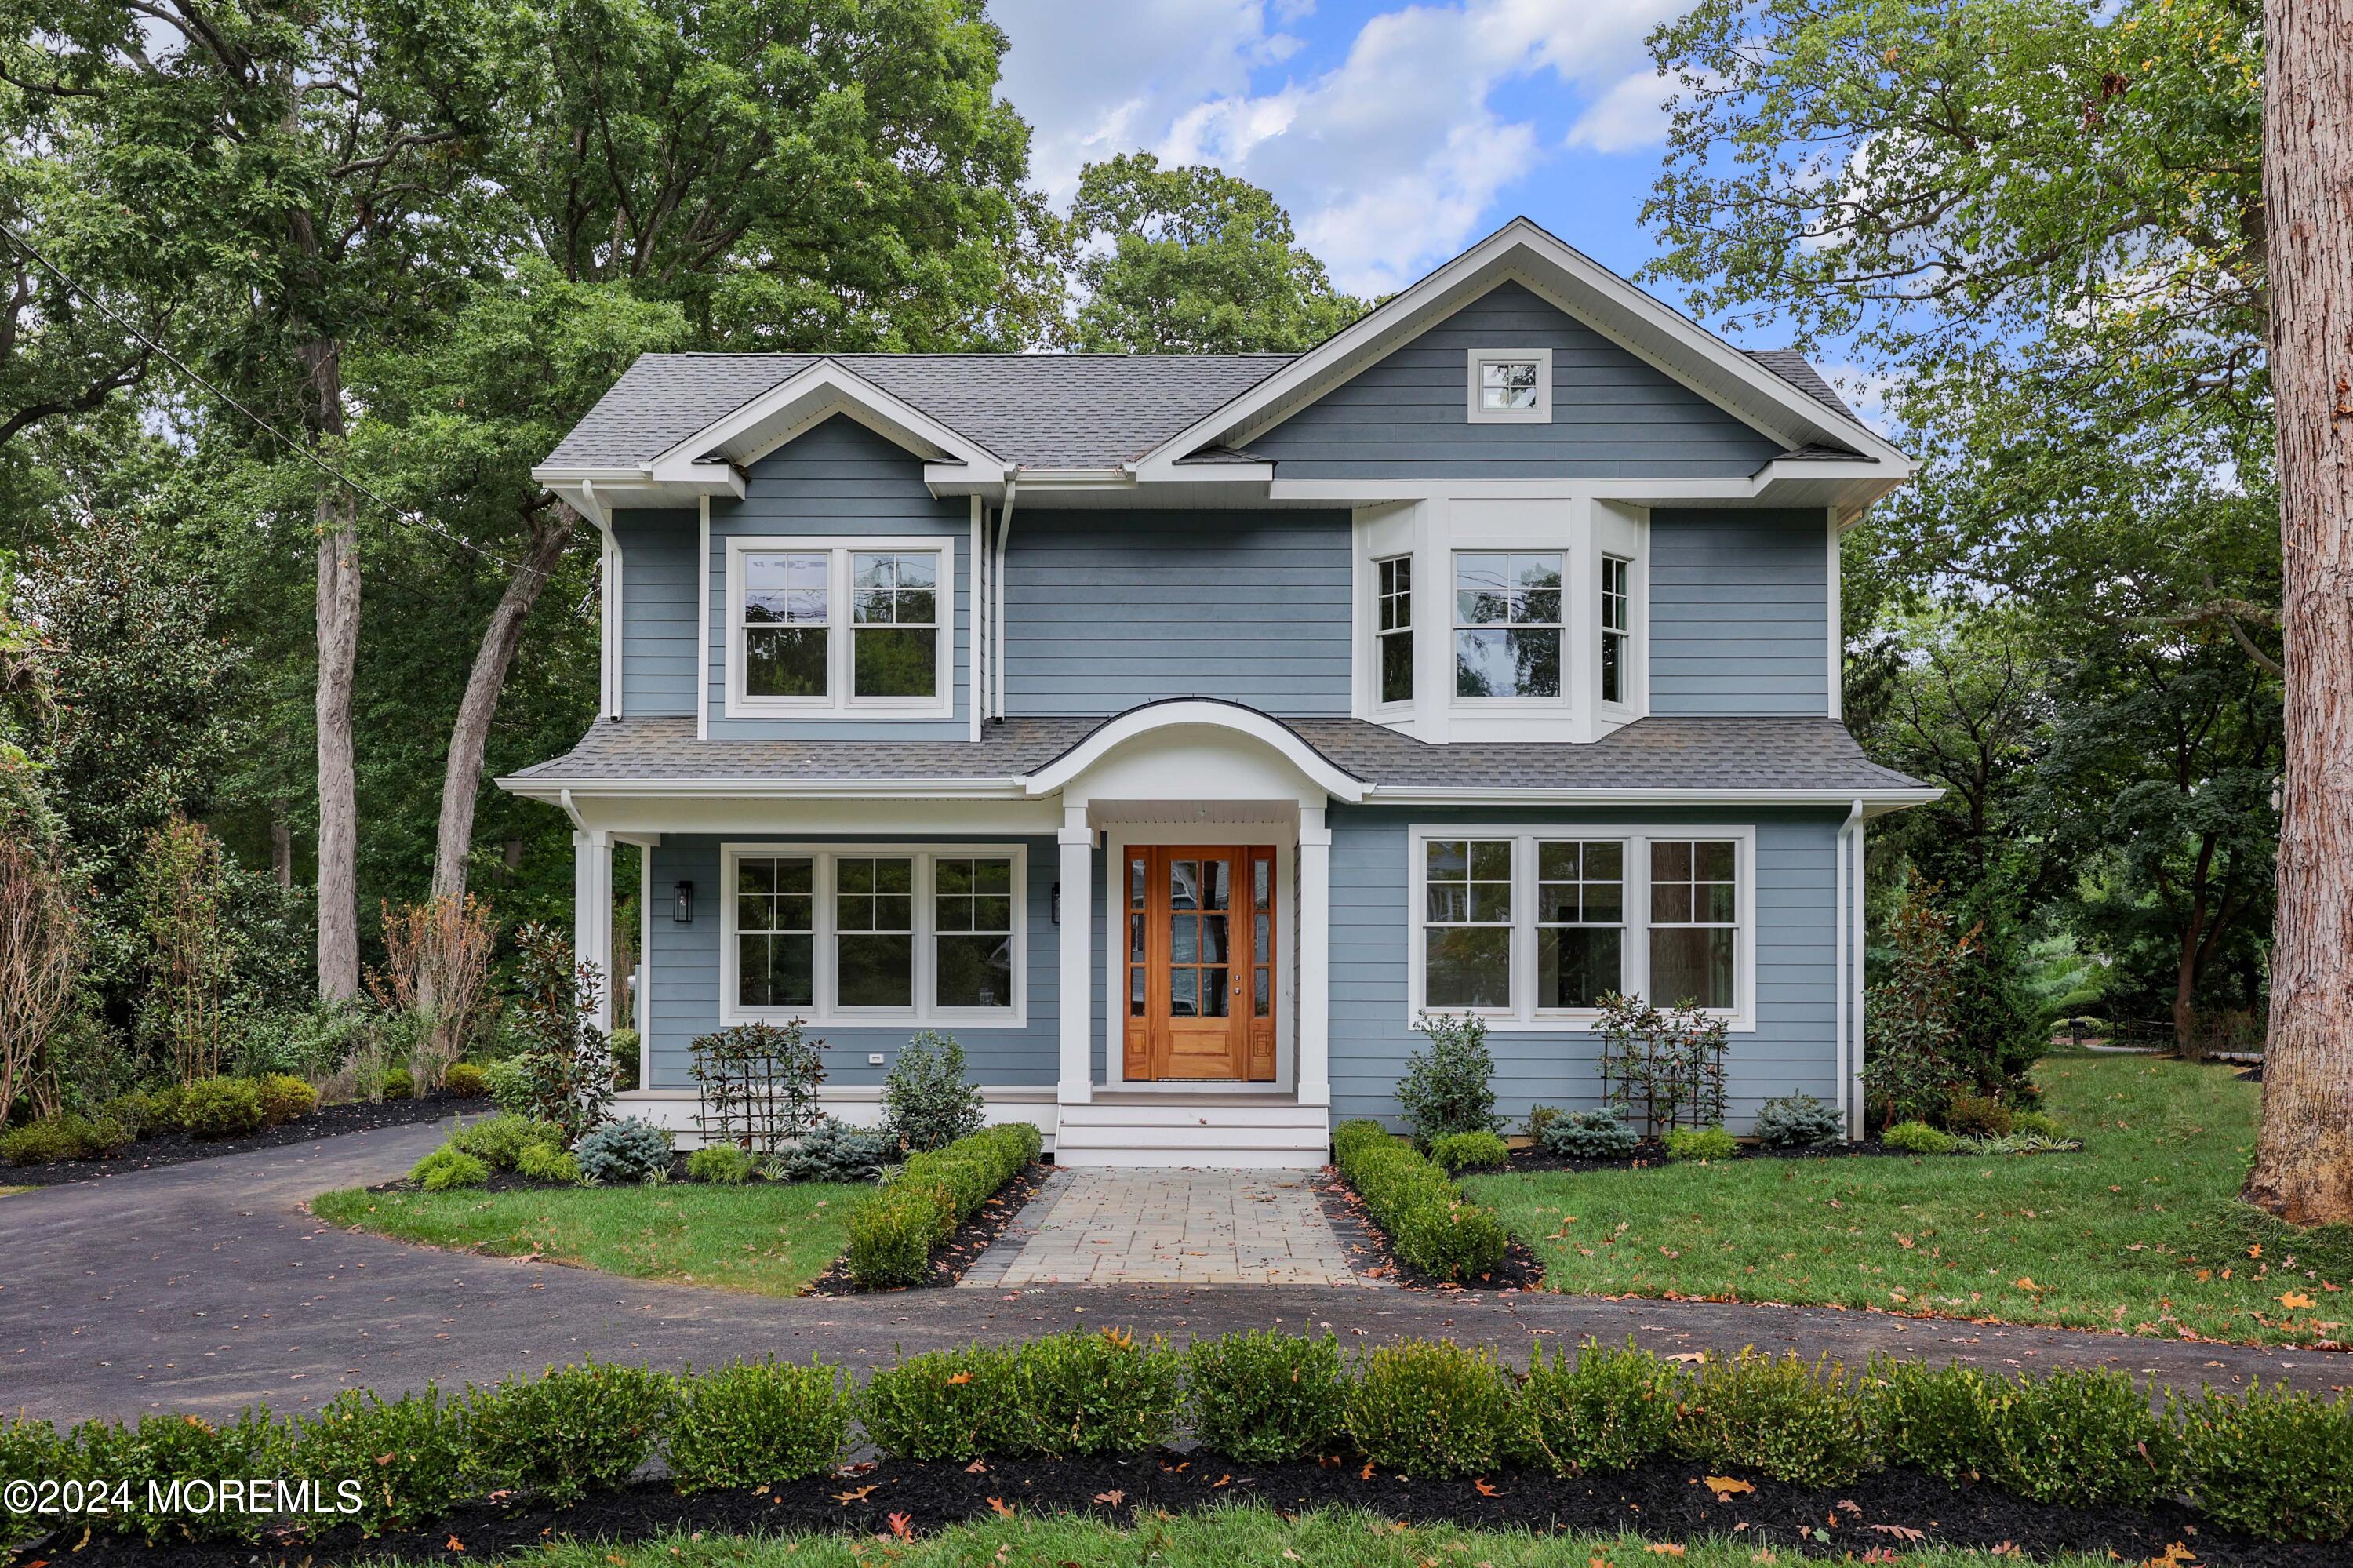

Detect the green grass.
xmin=0 ymin=1184 xmax=29 ymax=1198
xmin=359 ymin=1504 xmax=2128 ymax=1568
xmin=310 ymin=1180 xmax=873 ymax=1297
xmin=1467 ymin=1053 xmax=2353 ymax=1346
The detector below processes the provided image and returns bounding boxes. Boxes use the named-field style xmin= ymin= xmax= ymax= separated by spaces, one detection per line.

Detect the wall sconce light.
xmin=1050 ymin=881 xmax=1060 ymax=926
xmin=671 ymin=880 xmax=695 ymax=924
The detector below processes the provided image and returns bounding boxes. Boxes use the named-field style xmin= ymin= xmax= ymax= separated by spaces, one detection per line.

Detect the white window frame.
xmin=1600 ymin=552 xmax=1633 ymax=710
xmin=720 ymin=842 xmax=1026 ymax=1028
xmin=723 ymin=536 xmax=955 ymax=719
xmin=1466 ymin=347 xmax=1552 ymax=424
xmin=1449 ymin=548 xmax=1567 ymax=708
xmin=1404 ymin=824 xmax=1755 ymax=1031
xmin=1373 ymin=553 xmax=1414 ymax=710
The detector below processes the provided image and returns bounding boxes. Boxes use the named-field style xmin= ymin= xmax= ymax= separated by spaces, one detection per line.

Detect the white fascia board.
xmin=1363 ymin=784 xmax=1941 ymax=816
xmin=500 ymin=776 xmax=1028 ymax=801
xmin=644 ymin=358 xmax=1009 ymax=482
xmin=1267 ymin=458 xmax=1907 ymax=508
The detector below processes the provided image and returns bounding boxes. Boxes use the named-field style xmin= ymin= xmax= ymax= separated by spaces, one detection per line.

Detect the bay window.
xmin=1453 ymin=551 xmax=1562 ymax=700
xmin=1601 ymin=555 xmax=1631 ymax=706
xmin=1376 ymin=555 xmax=1413 ymax=706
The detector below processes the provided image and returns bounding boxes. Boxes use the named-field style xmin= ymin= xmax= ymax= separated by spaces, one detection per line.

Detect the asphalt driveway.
xmin=2 ymin=1123 xmax=2344 ymax=1424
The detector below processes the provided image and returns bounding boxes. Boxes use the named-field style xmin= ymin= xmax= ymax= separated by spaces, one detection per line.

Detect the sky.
xmin=993 ymin=0 xmax=1696 ymax=303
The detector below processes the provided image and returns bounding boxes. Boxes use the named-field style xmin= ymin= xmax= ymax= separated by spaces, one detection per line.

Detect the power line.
xmin=0 ymin=217 xmax=552 ymax=583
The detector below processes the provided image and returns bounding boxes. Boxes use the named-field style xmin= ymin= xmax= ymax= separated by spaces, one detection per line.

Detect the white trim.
xmin=718 ymin=841 xmax=1027 ymax=1029
xmin=721 ymin=536 xmax=956 ymax=720
xmin=1405 ymin=822 xmax=1758 ymax=1032
xmin=1023 ymin=700 xmax=1366 ymax=803
xmin=1835 ymin=797 xmax=1862 ymax=1139
xmin=639 ymin=358 xmax=1008 ymax=482
xmin=1826 ymin=508 xmax=1843 ymax=720
xmin=637 ymin=842 xmax=653 ymax=1050
xmin=969 ymin=497 xmax=984 ymax=740
xmin=1850 ymin=813 xmax=1867 ymax=1133
xmin=696 ymin=497 xmax=711 ymax=740
xmin=1466 ymin=347 xmax=1552 ymax=424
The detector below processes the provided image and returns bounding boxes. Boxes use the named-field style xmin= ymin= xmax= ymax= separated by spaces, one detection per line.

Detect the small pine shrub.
xmin=1882 ymin=1120 xmax=1957 ymax=1155
xmin=178 ymin=1077 xmax=266 ymax=1139
xmin=380 ymin=1068 xmax=415 ymax=1101
xmin=1754 ymin=1091 xmax=1842 ymax=1149
xmin=1538 ymin=1104 xmax=1637 ymax=1159
xmin=857 ymin=1344 xmax=1021 ymax=1459
xmin=442 ymin=1062 xmax=490 ymax=1097
xmin=295 ymin=1386 xmax=467 ymax=1536
xmin=1673 ymin=1351 xmax=1877 ymax=1487
xmin=514 ymin=1141 xmax=580 ymax=1184
xmin=450 ymin=1113 xmax=568 ymax=1172
xmin=1944 ymin=1094 xmax=2012 ymax=1137
xmin=686 ymin=1144 xmax=757 ymax=1184
xmin=1344 ymin=1340 xmax=1512 ymax=1477
xmin=2178 ymin=1382 xmax=2353 ymax=1541
xmin=576 ymin=1115 xmax=673 ymax=1184
xmin=1186 ymin=1330 xmax=1347 ymax=1464
xmin=1010 ymin=1327 xmax=1184 ymax=1456
xmin=1398 ymin=1012 xmax=1499 ymax=1147
xmin=878 ymin=1031 xmax=985 ymax=1153
xmin=667 ymin=1359 xmax=849 ymax=1490
xmin=462 ymin=1362 xmax=677 ymax=1505
xmin=1508 ymin=1339 xmax=1680 ymax=1475
xmin=253 ymin=1073 xmax=318 ymax=1126
xmin=410 ymin=1144 xmax=489 ymax=1191
xmin=1662 ymin=1125 xmax=1737 ymax=1162
xmin=774 ymin=1118 xmax=891 ymax=1182
xmin=1430 ymin=1130 xmax=1511 ymax=1173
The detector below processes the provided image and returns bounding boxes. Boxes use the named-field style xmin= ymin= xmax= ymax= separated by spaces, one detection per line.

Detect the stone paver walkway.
xmin=966 ymin=1168 xmax=1369 ymax=1288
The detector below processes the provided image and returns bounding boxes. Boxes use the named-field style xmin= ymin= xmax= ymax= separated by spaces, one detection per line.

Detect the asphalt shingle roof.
xmin=1743 ymin=351 xmax=1866 ymax=428
xmin=505 ymin=715 xmax=1926 ymax=795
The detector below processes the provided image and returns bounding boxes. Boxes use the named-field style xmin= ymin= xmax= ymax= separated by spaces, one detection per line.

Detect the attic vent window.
xmin=1467 ymin=348 xmax=1552 ymax=424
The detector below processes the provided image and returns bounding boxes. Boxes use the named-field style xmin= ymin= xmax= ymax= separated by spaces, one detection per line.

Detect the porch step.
xmin=1054 ymin=1096 xmax=1332 ymax=1169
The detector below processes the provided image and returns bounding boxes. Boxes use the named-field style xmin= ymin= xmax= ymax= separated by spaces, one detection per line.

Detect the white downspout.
xmin=1835 ymin=798 xmax=1863 ymax=1138
xmin=969 ymin=494 xmax=984 ymax=740
xmin=993 ymin=467 xmax=1021 ymax=720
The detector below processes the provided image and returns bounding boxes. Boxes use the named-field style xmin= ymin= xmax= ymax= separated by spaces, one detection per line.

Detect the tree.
xmin=2245 ymin=0 xmax=2353 ymax=1224
xmin=1069 ymin=154 xmax=1365 ymax=353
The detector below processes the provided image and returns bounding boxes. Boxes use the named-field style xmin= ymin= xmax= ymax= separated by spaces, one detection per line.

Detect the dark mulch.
xmin=0 ymin=1093 xmax=489 ymax=1188
xmin=1503 ymin=1137 xmax=1920 ymax=1175
xmin=24 ymin=1451 xmax=2329 ymax=1568
xmin=1315 ymin=1166 xmax=1545 ymax=1293
xmin=806 ymin=1160 xmax=1054 ymax=1293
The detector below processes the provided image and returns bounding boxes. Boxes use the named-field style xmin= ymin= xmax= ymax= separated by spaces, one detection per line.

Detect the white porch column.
xmin=1297 ymin=805 xmax=1333 ymax=1107
xmin=1057 ymin=805 xmax=1094 ymax=1105
xmin=573 ymin=828 xmax=614 ymax=1032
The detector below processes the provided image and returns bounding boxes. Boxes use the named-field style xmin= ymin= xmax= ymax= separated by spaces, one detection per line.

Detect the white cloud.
xmin=995 ymin=0 xmax=1682 ymax=296
xmin=1566 ymin=67 xmax=1675 ymax=154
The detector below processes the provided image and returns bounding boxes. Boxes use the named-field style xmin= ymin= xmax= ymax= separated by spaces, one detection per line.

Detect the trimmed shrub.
xmin=380 ymin=1068 xmax=415 ymax=1101
xmin=858 ymin=1344 xmax=1022 ymax=1460
xmin=462 ymin=1362 xmax=677 ymax=1506
xmin=1944 ymin=1093 xmax=2013 ymax=1137
xmin=1661 ymin=1125 xmax=1737 ymax=1162
xmin=879 ymin=1030 xmax=985 ymax=1153
xmin=1875 ymin=1359 xmax=2177 ymax=1508
xmin=845 ymin=1189 xmax=944 ymax=1285
xmin=1430 ymin=1130 xmax=1510 ymax=1173
xmin=1673 ymin=1351 xmax=1877 ymax=1487
xmin=1538 ymin=1104 xmax=1637 ymax=1159
xmin=774 ymin=1118 xmax=891 ymax=1182
xmin=514 ymin=1141 xmax=581 ymax=1185
xmin=2 ymin=1113 xmax=96 ymax=1164
xmin=2011 ymin=1109 xmax=2068 ymax=1140
xmin=1882 ymin=1120 xmax=1957 ymax=1155
xmin=294 ymin=1386 xmax=467 ymax=1536
xmin=1755 ymin=1092 xmax=1842 ymax=1149
xmin=1398 ymin=1012 xmax=1500 ymax=1146
xmin=1011 ymin=1327 xmax=1184 ymax=1456
xmin=70 ymin=1408 xmax=293 ymax=1542
xmin=1331 ymin=1121 xmax=1508 ymax=1282
xmin=442 ymin=1062 xmax=490 ymax=1097
xmin=411 ymin=1144 xmax=489 ymax=1192
xmin=1 ymin=1415 xmax=67 ymax=1543
xmin=1186 ymin=1330 xmax=1347 ymax=1464
xmin=253 ymin=1073 xmax=318 ymax=1126
xmin=450 ymin=1113 xmax=569 ymax=1172
xmin=576 ymin=1115 xmax=673 ymax=1184
xmin=667 ymin=1358 xmax=849 ymax=1490
xmin=1344 ymin=1340 xmax=1512 ymax=1477
xmin=686 ymin=1144 xmax=757 ymax=1185
xmin=2178 ymin=1382 xmax=2353 ymax=1541
xmin=178 ymin=1076 xmax=266 ymax=1139
xmin=482 ymin=1054 xmax=536 ymax=1116
xmin=99 ymin=1089 xmax=169 ymax=1137
xmin=1508 ymin=1339 xmax=1679 ymax=1475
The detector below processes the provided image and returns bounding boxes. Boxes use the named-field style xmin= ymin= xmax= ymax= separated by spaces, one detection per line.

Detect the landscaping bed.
xmin=0 ymin=1090 xmax=487 ymax=1188
xmin=806 ymin=1153 xmax=1050 ymax=1293
xmin=1499 ymin=1133 xmax=2079 ymax=1175
xmin=1313 ymin=1165 xmax=1543 ymax=1291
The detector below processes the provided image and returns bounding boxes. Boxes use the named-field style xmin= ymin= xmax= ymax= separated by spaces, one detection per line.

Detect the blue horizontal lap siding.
xmin=1650 ymin=510 xmax=1830 ymax=715
xmin=642 ymin=835 xmax=1058 ymax=1092
xmin=1004 ymin=510 xmax=1351 ymax=715
xmin=1328 ymin=805 xmax=1844 ymax=1134
xmin=1251 ymin=282 xmax=1785 ymax=480
xmin=615 ymin=512 xmax=699 ymax=716
xmin=706 ymin=415 xmax=972 ymax=740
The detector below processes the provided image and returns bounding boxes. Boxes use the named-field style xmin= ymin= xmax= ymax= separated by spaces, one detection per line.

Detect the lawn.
xmin=374 ymin=1506 xmax=2127 ymax=1568
xmin=310 ymin=1180 xmax=872 ymax=1297
xmin=1467 ymin=1052 xmax=2353 ymax=1346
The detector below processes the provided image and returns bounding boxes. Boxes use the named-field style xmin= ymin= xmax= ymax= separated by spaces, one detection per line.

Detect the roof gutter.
xmin=992 ymin=466 xmax=1020 ymax=720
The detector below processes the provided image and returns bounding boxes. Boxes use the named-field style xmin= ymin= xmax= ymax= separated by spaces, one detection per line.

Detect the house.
xmin=500 ymin=217 xmax=1935 ymax=1167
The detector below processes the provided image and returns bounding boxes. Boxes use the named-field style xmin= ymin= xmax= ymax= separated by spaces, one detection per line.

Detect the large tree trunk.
xmin=427 ymin=499 xmax=578 ymax=908
xmin=306 ymin=337 xmax=363 ymax=1004
xmin=2246 ymin=0 xmax=2353 ymax=1224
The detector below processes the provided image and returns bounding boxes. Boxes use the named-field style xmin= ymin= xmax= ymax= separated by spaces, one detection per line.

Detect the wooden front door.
xmin=1122 ymin=846 xmax=1278 ymax=1082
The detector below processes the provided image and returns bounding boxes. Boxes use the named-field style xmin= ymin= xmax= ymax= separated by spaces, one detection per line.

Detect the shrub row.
xmin=843 ymin=1121 xmax=1042 ymax=1286
xmin=1332 ymin=1119 xmax=1507 ymax=1281
xmin=1 ymin=1075 xmax=321 ymax=1165
xmin=9 ymin=1336 xmax=2348 ymax=1547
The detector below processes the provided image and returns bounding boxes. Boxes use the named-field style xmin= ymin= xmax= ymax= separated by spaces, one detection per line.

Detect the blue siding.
xmin=1327 ymin=805 xmax=1843 ymax=1133
xmin=614 ymin=511 xmax=698 ymax=716
xmin=1650 ymin=509 xmax=1830 ymax=715
xmin=706 ymin=415 xmax=971 ymax=739
xmin=1252 ymin=282 xmax=1785 ymax=480
xmin=642 ymin=835 xmax=1058 ymax=1091
xmin=1004 ymin=510 xmax=1351 ymax=715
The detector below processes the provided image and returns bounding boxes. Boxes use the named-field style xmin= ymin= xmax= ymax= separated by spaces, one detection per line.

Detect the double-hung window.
xmin=1375 ymin=555 xmax=1413 ymax=706
xmin=726 ymin=538 xmax=952 ymax=716
xmin=726 ymin=845 xmax=1024 ymax=1024
xmin=1409 ymin=828 xmax=1751 ymax=1026
xmin=1453 ymin=551 xmax=1562 ymax=700
xmin=1600 ymin=555 xmax=1631 ymax=706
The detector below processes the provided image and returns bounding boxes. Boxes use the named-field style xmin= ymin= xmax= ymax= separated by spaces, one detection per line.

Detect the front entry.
xmin=1122 ymin=846 xmax=1278 ymax=1082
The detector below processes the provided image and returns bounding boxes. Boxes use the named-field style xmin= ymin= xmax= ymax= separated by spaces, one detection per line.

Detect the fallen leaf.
xmin=987 ymin=1497 xmax=1016 ymax=1518
xmin=1360 ymin=1459 xmax=1377 ymax=1480
xmin=1211 ymin=1473 xmax=1231 ymax=1488
xmin=886 ymin=1513 xmax=913 ymax=1541
xmin=2144 ymin=1544 xmax=2198 ymax=1568
xmin=1704 ymin=1476 xmax=1757 ymax=1500
xmin=832 ymin=1485 xmax=878 ymax=1504
xmin=1666 ymin=1351 xmax=1706 ymax=1363
xmin=446 ymin=1536 xmax=465 ymax=1553
xmin=946 ymin=1371 xmax=973 ymax=1385
xmin=2282 ymin=1291 xmax=2315 ymax=1310
xmin=2014 ymin=1277 xmax=2042 ymax=1292
xmin=1093 ymin=1490 xmax=1125 ymax=1505
xmin=1646 ymin=1547 xmax=1686 ymax=1558
xmin=1870 ymin=1524 xmax=1925 ymax=1542
xmin=1474 ymin=1479 xmax=1504 ymax=1497
xmin=965 ymin=1458 xmax=988 ymax=1473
